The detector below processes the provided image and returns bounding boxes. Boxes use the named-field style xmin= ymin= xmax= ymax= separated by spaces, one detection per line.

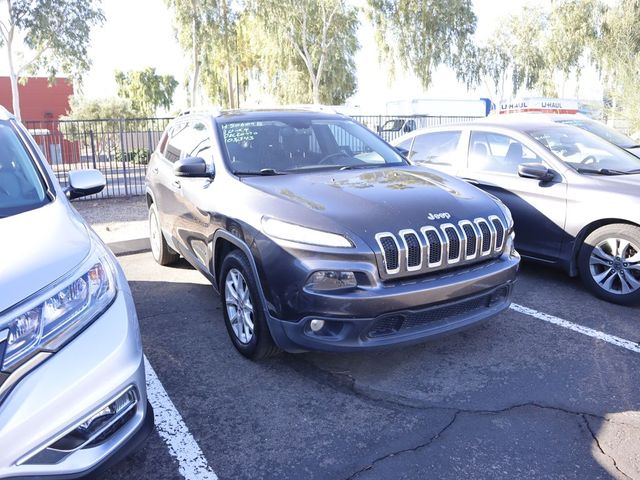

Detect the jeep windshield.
xmin=0 ymin=120 xmax=50 ymax=218
xmin=528 ymin=125 xmax=640 ymax=175
xmin=219 ymin=117 xmax=407 ymax=175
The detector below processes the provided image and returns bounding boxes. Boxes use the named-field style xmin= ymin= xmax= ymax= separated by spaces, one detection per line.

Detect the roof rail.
xmin=177 ymin=106 xmax=222 ymax=117
xmin=278 ymin=104 xmax=341 ymax=114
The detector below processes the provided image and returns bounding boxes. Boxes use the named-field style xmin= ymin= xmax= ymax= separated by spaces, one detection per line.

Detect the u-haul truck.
xmin=496 ymin=97 xmax=579 ymax=115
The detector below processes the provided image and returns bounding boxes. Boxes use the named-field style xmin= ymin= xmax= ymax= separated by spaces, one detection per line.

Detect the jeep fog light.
xmin=309 ymin=319 xmax=325 ymax=332
xmin=306 ymin=271 xmax=357 ymax=291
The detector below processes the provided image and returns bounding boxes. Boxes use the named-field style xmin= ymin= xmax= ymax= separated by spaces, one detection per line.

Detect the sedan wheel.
xmin=589 ymin=238 xmax=640 ymax=295
xmin=224 ymin=268 xmax=255 ymax=344
xmin=579 ymin=224 xmax=640 ymax=305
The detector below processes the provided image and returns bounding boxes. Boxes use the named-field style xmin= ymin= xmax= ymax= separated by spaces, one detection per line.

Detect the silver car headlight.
xmin=2 ymin=242 xmax=117 ymax=370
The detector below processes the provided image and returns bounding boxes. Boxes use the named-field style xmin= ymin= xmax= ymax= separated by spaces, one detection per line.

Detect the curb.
xmin=108 ymin=238 xmax=151 ymax=257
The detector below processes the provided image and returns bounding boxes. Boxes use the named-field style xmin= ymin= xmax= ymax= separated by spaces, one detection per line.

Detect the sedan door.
xmin=463 ymin=130 xmax=568 ymax=261
xmin=405 ymin=129 xmax=466 ymax=177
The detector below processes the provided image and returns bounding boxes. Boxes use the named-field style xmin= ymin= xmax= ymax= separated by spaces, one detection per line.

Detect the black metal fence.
xmin=24 ymin=114 xmax=481 ymax=199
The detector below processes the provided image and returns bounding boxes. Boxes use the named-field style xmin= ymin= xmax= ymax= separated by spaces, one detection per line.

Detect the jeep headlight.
xmin=2 ymin=242 xmax=116 ymax=370
xmin=262 ymin=217 xmax=353 ymax=248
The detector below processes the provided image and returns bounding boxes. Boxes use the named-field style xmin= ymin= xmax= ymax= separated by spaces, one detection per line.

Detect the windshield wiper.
xmin=576 ymin=167 xmax=627 ymax=175
xmin=234 ymin=168 xmax=287 ymax=176
xmin=339 ymin=164 xmax=381 ymax=170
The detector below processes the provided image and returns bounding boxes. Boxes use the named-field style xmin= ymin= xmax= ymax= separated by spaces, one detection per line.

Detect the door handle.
xmin=152 ymin=167 xmax=159 ymax=174
xmin=171 ymin=179 xmax=181 ymax=189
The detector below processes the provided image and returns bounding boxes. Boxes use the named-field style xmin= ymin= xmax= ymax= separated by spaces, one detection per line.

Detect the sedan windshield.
xmin=528 ymin=125 xmax=640 ymax=174
xmin=0 ymin=121 xmax=49 ymax=217
xmin=557 ymin=118 xmax=638 ymax=149
xmin=219 ymin=117 xmax=406 ymax=174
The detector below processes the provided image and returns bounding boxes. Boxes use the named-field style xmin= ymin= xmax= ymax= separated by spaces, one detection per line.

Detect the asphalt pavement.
xmin=72 ymin=197 xmax=639 ymax=479
xmin=92 ymin=249 xmax=640 ymax=480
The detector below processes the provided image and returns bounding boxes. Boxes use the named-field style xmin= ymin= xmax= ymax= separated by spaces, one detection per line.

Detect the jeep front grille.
xmin=375 ymin=216 xmax=507 ymax=278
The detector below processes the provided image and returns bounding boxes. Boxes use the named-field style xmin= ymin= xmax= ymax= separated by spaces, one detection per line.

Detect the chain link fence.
xmin=25 ymin=114 xmax=480 ymax=199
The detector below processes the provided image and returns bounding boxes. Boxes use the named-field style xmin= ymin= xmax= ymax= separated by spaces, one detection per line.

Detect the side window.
xmin=165 ymin=121 xmax=210 ymax=163
xmin=469 ymin=131 xmax=542 ymax=174
xmin=410 ymin=131 xmax=461 ymax=165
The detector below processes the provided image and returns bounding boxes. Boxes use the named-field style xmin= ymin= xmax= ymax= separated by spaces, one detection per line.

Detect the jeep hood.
xmin=242 ymin=166 xmax=502 ymax=236
xmin=0 ymin=199 xmax=92 ymax=315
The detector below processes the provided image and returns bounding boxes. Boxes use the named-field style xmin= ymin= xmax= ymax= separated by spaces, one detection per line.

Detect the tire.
xmin=578 ymin=224 xmax=640 ymax=305
xmin=219 ymin=250 xmax=281 ymax=360
xmin=148 ymin=203 xmax=179 ymax=266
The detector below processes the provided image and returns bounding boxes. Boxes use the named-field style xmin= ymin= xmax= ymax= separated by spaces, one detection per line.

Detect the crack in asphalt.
xmin=582 ymin=414 xmax=633 ymax=480
xmin=288 ymin=357 xmax=638 ymax=479
xmin=344 ymin=410 xmax=461 ymax=480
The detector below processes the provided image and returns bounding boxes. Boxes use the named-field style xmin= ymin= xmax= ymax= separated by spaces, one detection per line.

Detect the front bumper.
xmin=266 ymin=252 xmax=519 ymax=352
xmin=0 ymin=285 xmax=151 ymax=479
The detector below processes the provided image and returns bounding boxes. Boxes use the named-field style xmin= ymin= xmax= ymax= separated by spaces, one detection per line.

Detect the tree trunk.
xmin=312 ymin=78 xmax=321 ymax=104
xmin=6 ymin=37 xmax=21 ymax=121
xmin=191 ymin=1 xmax=200 ymax=107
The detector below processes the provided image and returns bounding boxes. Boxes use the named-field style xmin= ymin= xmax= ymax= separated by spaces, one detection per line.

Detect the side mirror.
xmin=518 ymin=163 xmax=555 ymax=182
xmin=67 ymin=169 xmax=105 ymax=199
xmin=174 ymin=156 xmax=213 ymax=178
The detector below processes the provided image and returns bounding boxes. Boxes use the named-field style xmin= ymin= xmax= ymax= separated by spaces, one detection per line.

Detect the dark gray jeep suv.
xmin=145 ymin=108 xmax=520 ymax=359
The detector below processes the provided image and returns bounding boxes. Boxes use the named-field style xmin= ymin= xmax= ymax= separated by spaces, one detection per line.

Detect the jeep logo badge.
xmin=427 ymin=212 xmax=451 ymax=220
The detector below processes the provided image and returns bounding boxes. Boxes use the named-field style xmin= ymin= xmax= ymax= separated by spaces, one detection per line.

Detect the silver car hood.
xmin=0 ymin=199 xmax=92 ymax=314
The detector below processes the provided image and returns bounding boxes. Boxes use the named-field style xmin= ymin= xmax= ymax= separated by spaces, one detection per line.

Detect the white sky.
xmin=3 ymin=0 xmax=604 ymax=113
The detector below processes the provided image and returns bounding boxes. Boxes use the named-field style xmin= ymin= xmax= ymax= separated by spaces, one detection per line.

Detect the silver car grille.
xmin=375 ymin=215 xmax=507 ymax=278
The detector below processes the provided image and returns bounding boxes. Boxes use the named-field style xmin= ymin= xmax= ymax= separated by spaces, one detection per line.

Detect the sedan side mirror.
xmin=518 ymin=163 xmax=555 ymax=182
xmin=174 ymin=156 xmax=213 ymax=178
xmin=67 ymin=169 xmax=105 ymax=199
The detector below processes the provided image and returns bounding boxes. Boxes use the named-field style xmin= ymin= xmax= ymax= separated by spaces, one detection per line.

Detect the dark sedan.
xmin=394 ymin=119 xmax=640 ymax=304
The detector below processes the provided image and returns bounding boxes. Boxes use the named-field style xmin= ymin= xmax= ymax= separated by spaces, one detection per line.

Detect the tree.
xmin=366 ymin=0 xmax=477 ymax=90
xmin=62 ymin=96 xmax=137 ymax=120
xmin=253 ymin=0 xmax=359 ymax=104
xmin=468 ymin=0 xmax=598 ymax=100
xmin=166 ymin=0 xmax=247 ymax=108
xmin=114 ymin=67 xmax=178 ymax=116
xmin=0 ymin=0 xmax=104 ymax=121
xmin=544 ymin=0 xmax=598 ymax=95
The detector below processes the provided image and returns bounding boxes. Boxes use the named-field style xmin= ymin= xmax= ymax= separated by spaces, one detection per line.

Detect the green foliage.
xmin=592 ymin=0 xmax=640 ymax=130
xmin=114 ymin=68 xmax=178 ymax=116
xmin=470 ymin=0 xmax=599 ymax=99
xmin=366 ymin=0 xmax=477 ymax=89
xmin=62 ymin=96 xmax=138 ymax=120
xmin=251 ymin=0 xmax=359 ymax=104
xmin=0 ymin=0 xmax=104 ymax=120
xmin=6 ymin=0 xmax=105 ymax=78
xmin=166 ymin=0 xmax=247 ymax=108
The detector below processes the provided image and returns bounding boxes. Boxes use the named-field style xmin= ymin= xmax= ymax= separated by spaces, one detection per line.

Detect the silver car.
xmin=0 ymin=107 xmax=152 ymax=478
xmin=394 ymin=119 xmax=640 ymax=304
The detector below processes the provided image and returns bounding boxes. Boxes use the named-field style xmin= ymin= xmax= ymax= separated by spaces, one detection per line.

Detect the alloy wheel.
xmin=225 ymin=268 xmax=255 ymax=344
xmin=589 ymin=237 xmax=640 ymax=295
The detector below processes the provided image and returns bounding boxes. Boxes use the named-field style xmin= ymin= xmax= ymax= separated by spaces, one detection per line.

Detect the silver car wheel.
xmin=149 ymin=209 xmax=160 ymax=261
xmin=225 ymin=268 xmax=255 ymax=344
xmin=589 ymin=237 xmax=640 ymax=295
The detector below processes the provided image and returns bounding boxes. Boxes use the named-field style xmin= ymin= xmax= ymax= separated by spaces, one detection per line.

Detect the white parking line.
xmin=510 ymin=303 xmax=640 ymax=354
xmin=144 ymin=356 xmax=218 ymax=480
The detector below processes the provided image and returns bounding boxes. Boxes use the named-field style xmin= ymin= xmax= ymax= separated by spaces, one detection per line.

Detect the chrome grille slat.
xmin=441 ymin=224 xmax=461 ymax=264
xmin=376 ymin=216 xmax=506 ymax=277
xmin=489 ymin=215 xmax=506 ymax=252
xmin=400 ymin=229 xmax=423 ymax=271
